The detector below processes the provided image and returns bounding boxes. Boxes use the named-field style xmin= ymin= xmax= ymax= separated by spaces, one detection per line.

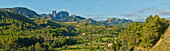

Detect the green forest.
xmin=0 ymin=7 xmax=170 ymax=51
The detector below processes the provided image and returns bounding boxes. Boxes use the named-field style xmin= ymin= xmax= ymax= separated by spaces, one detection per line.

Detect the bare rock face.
xmin=52 ymin=11 xmax=56 ymax=17
xmin=56 ymin=11 xmax=69 ymax=18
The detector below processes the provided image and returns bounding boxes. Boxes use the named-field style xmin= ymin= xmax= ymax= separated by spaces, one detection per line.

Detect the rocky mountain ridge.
xmin=0 ymin=7 xmax=133 ymax=25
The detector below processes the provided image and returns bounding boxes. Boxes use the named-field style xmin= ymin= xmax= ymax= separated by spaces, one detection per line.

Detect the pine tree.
xmin=35 ymin=42 xmax=42 ymax=51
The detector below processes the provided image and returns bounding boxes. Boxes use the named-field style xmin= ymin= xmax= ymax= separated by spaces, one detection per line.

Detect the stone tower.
xmin=52 ymin=11 xmax=56 ymax=17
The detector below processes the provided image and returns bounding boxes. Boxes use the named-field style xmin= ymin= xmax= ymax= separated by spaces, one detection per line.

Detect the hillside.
xmin=0 ymin=7 xmax=40 ymax=18
xmin=150 ymin=26 xmax=170 ymax=51
xmin=119 ymin=15 xmax=169 ymax=51
xmin=0 ymin=7 xmax=134 ymax=26
xmin=0 ymin=9 xmax=128 ymax=51
xmin=0 ymin=6 xmax=169 ymax=51
xmin=59 ymin=14 xmax=86 ymax=22
xmin=0 ymin=10 xmax=78 ymax=51
xmin=0 ymin=10 xmax=35 ymax=25
xmin=103 ymin=18 xmax=133 ymax=25
xmin=80 ymin=18 xmax=104 ymax=25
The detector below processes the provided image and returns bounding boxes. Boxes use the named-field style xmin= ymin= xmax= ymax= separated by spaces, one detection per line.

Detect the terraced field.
xmin=54 ymin=35 xmax=116 ymax=51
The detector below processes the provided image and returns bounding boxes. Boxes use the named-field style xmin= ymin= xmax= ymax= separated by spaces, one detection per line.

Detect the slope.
xmin=0 ymin=10 xmax=36 ymax=25
xmin=0 ymin=7 xmax=40 ymax=18
xmin=150 ymin=26 xmax=170 ymax=51
xmin=103 ymin=18 xmax=133 ymax=25
xmin=59 ymin=14 xmax=86 ymax=22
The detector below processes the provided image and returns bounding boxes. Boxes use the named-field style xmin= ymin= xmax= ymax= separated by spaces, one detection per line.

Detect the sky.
xmin=1 ymin=0 xmax=170 ymax=21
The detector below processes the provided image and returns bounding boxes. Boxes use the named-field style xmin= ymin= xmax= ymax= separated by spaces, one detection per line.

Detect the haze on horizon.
xmin=1 ymin=0 xmax=170 ymax=21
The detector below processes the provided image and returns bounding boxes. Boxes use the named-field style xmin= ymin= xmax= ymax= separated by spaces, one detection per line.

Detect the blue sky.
xmin=1 ymin=0 xmax=170 ymax=21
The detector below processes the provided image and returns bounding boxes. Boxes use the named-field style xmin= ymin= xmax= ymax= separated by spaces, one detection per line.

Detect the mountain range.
xmin=0 ymin=7 xmax=133 ymax=25
xmin=0 ymin=7 xmax=40 ymax=18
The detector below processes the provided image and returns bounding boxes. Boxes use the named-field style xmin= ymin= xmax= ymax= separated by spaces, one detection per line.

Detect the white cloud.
xmin=158 ymin=11 xmax=170 ymax=15
xmin=138 ymin=8 xmax=151 ymax=13
xmin=120 ymin=13 xmax=137 ymax=17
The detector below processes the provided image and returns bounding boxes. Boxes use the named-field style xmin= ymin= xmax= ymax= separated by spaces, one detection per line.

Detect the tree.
xmin=119 ymin=15 xmax=168 ymax=49
xmin=28 ymin=45 xmax=35 ymax=51
xmin=35 ymin=42 xmax=42 ymax=51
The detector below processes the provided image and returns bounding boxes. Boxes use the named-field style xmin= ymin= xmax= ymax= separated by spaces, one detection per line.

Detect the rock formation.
xmin=56 ymin=11 xmax=69 ymax=18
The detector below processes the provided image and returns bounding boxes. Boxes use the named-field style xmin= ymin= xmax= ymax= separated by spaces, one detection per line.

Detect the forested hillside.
xmin=150 ymin=25 xmax=170 ymax=51
xmin=119 ymin=15 xmax=169 ymax=51
xmin=0 ymin=6 xmax=169 ymax=51
xmin=0 ymin=10 xmax=77 ymax=51
xmin=0 ymin=9 xmax=127 ymax=51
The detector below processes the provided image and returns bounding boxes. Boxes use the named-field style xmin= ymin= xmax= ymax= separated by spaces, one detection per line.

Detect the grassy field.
xmin=53 ymin=34 xmax=117 ymax=51
xmin=58 ymin=42 xmax=106 ymax=51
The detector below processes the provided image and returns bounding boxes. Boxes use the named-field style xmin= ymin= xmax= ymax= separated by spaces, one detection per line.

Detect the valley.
xmin=0 ymin=7 xmax=169 ymax=51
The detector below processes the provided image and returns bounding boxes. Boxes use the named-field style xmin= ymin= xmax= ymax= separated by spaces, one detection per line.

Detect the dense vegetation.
xmin=119 ymin=15 xmax=169 ymax=50
xmin=0 ymin=10 xmax=126 ymax=51
xmin=0 ymin=10 xmax=77 ymax=51
xmin=0 ymin=7 xmax=40 ymax=18
xmin=0 ymin=7 xmax=169 ymax=51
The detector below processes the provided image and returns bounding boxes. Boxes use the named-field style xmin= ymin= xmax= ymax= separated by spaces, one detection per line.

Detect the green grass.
xmin=102 ymin=38 xmax=113 ymax=40
xmin=91 ymin=34 xmax=103 ymax=36
xmin=54 ymin=38 xmax=112 ymax=51
xmin=53 ymin=33 xmax=116 ymax=51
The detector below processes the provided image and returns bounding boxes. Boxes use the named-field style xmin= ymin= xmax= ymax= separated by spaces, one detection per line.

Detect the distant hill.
xmin=103 ymin=18 xmax=133 ymax=25
xmin=42 ymin=10 xmax=133 ymax=25
xmin=58 ymin=14 xmax=133 ymax=25
xmin=0 ymin=9 xmax=68 ymax=30
xmin=80 ymin=18 xmax=104 ymax=25
xmin=0 ymin=7 xmax=40 ymax=18
xmin=0 ymin=7 xmax=133 ymax=26
xmin=0 ymin=10 xmax=35 ymax=25
xmin=59 ymin=14 xmax=86 ymax=22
